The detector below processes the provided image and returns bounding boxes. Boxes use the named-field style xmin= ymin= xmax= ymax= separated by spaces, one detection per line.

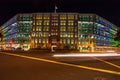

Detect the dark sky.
xmin=0 ymin=0 xmax=120 ymax=26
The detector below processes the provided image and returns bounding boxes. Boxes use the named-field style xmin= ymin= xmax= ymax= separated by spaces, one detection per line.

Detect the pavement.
xmin=0 ymin=51 xmax=120 ymax=80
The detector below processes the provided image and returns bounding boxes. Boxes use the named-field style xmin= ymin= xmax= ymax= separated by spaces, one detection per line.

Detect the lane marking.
xmin=93 ymin=57 xmax=120 ymax=69
xmin=0 ymin=52 xmax=120 ymax=75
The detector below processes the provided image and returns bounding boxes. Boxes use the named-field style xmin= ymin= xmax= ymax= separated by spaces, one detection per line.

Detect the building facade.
xmin=0 ymin=13 xmax=118 ymax=52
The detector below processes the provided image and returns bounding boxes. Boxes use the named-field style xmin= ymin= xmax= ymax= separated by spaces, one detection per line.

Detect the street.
xmin=0 ymin=52 xmax=120 ymax=80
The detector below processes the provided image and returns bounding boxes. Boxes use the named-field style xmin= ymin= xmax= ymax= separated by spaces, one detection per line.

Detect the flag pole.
xmin=54 ymin=5 xmax=58 ymax=13
xmin=55 ymin=5 xmax=56 ymax=13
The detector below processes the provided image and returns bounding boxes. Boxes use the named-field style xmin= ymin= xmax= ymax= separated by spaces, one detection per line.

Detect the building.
xmin=0 ymin=13 xmax=118 ymax=52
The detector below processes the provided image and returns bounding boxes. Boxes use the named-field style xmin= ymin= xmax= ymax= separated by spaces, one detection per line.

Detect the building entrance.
xmin=51 ymin=45 xmax=57 ymax=52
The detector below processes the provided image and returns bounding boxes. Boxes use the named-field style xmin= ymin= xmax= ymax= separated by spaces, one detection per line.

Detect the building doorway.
xmin=51 ymin=45 xmax=57 ymax=52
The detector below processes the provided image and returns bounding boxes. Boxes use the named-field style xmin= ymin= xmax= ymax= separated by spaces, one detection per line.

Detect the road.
xmin=0 ymin=51 xmax=120 ymax=80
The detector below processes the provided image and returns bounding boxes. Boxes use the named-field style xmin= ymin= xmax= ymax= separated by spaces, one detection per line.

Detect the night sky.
xmin=0 ymin=0 xmax=120 ymax=26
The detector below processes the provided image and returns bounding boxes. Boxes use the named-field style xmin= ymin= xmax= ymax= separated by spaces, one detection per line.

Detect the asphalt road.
xmin=0 ymin=52 xmax=120 ymax=80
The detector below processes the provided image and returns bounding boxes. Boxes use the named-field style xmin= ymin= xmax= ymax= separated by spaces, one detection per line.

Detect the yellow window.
xmin=68 ymin=15 xmax=74 ymax=19
xmin=60 ymin=15 xmax=67 ymax=20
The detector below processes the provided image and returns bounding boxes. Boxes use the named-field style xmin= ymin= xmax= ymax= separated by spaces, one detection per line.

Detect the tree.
xmin=114 ymin=29 xmax=120 ymax=47
xmin=0 ymin=33 xmax=3 ymax=41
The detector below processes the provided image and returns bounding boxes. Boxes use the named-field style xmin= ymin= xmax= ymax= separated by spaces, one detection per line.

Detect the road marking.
xmin=1 ymin=52 xmax=120 ymax=75
xmin=93 ymin=57 xmax=120 ymax=69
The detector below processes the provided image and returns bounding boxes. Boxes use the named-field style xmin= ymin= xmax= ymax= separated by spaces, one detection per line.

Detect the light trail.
xmin=53 ymin=53 xmax=120 ymax=57
xmin=0 ymin=52 xmax=120 ymax=75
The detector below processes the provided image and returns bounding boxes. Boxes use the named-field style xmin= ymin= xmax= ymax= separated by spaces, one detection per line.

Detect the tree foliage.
xmin=114 ymin=29 xmax=120 ymax=47
xmin=0 ymin=33 xmax=3 ymax=41
xmin=114 ymin=29 xmax=120 ymax=41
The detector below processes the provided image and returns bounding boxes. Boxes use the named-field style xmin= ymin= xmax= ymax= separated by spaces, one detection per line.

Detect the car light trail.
xmin=53 ymin=53 xmax=120 ymax=57
xmin=0 ymin=52 xmax=120 ymax=75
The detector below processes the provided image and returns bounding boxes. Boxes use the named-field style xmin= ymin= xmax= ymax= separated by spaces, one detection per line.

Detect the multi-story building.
xmin=0 ymin=13 xmax=118 ymax=52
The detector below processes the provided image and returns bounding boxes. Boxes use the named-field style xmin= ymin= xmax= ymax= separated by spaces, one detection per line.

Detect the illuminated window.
xmin=43 ymin=39 xmax=45 ymax=43
xmin=68 ymin=27 xmax=74 ymax=32
xmin=68 ymin=15 xmax=74 ymax=19
xmin=68 ymin=33 xmax=70 ymax=37
xmin=68 ymin=21 xmax=74 ymax=26
xmin=82 ymin=23 xmax=89 ymax=28
xmin=63 ymin=39 xmax=66 ymax=44
xmin=43 ymin=33 xmax=49 ymax=37
xmin=82 ymin=41 xmax=88 ymax=44
xmin=20 ymin=17 xmax=32 ymax=21
xmin=44 ymin=20 xmax=50 ymax=25
xmin=60 ymin=34 xmax=62 ymax=37
xmin=36 ymin=21 xmax=42 ymax=26
xmin=82 ymin=29 xmax=88 ymax=33
xmin=36 ymin=33 xmax=39 ymax=37
xmin=75 ymin=34 xmax=77 ymax=37
xmin=35 ymin=39 xmax=37 ymax=43
xmin=89 ymin=16 xmax=93 ymax=21
xmin=60 ymin=21 xmax=66 ymax=26
xmin=79 ymin=16 xmax=92 ymax=21
xmin=52 ymin=22 xmax=58 ymax=26
xmin=60 ymin=15 xmax=67 ymax=20
xmin=75 ymin=15 xmax=78 ymax=20
xmin=60 ymin=39 xmax=62 ymax=43
xmin=96 ymin=18 xmax=99 ymax=23
xmin=43 ymin=27 xmax=49 ymax=31
xmin=46 ymin=27 xmax=49 ymax=31
xmin=70 ymin=34 xmax=74 ymax=37
xmin=46 ymin=39 xmax=48 ymax=43
xmin=67 ymin=39 xmax=70 ymax=44
xmin=38 ymin=33 xmax=40 ymax=37
xmin=43 ymin=15 xmax=50 ymax=19
xmin=18 ymin=23 xmax=22 ymax=27
xmin=36 ymin=16 xmax=42 ymax=19
xmin=51 ymin=33 xmax=57 ymax=36
xmin=24 ymin=28 xmax=29 ymax=33
xmin=89 ymin=23 xmax=93 ymax=28
xmin=52 ymin=16 xmax=58 ymax=19
xmin=71 ymin=39 xmax=74 ymax=44
xmin=39 ymin=39 xmax=41 ymax=43
xmin=36 ymin=22 xmax=42 ymax=26
xmin=39 ymin=27 xmax=42 ymax=31
xmin=36 ymin=27 xmax=39 ymax=31
xmin=33 ymin=22 xmax=35 ymax=25
xmin=60 ymin=27 xmax=66 ymax=31
xmin=60 ymin=33 xmax=67 ymax=37
xmin=81 ymin=35 xmax=89 ymax=38
xmin=23 ymin=34 xmax=29 ymax=37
